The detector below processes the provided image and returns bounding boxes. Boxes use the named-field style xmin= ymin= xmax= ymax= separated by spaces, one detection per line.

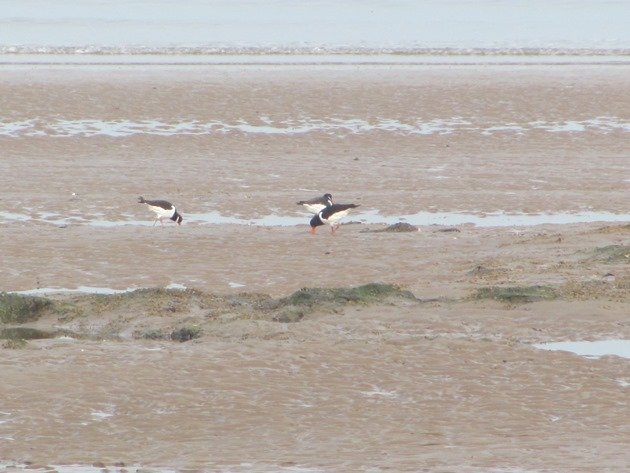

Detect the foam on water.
xmin=534 ymin=340 xmax=630 ymax=360
xmin=1 ymin=116 xmax=628 ymax=137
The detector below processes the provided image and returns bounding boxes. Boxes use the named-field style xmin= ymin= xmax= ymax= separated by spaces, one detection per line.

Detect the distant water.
xmin=1 ymin=0 xmax=629 ymax=62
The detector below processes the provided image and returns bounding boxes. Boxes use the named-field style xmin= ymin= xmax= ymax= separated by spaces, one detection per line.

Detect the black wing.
xmin=142 ymin=199 xmax=174 ymax=210
xmin=297 ymin=195 xmax=327 ymax=206
xmin=321 ymin=203 xmax=359 ymax=219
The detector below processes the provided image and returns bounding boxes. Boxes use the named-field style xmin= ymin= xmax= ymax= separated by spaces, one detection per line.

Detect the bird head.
xmin=171 ymin=212 xmax=183 ymax=225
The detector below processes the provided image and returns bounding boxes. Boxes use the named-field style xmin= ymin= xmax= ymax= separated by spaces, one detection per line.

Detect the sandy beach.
xmin=0 ymin=64 xmax=629 ymax=472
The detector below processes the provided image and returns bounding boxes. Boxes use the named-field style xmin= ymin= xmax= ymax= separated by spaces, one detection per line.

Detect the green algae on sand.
xmin=472 ymin=285 xmax=559 ymax=304
xmin=0 ymin=293 xmax=53 ymax=324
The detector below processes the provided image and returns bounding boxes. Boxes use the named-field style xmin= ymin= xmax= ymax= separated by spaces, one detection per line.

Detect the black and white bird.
xmin=138 ymin=196 xmax=183 ymax=226
xmin=297 ymin=193 xmax=333 ymax=214
xmin=310 ymin=203 xmax=359 ymax=234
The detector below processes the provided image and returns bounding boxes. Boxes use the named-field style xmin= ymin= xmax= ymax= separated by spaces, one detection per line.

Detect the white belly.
xmin=321 ymin=209 xmax=350 ymax=225
xmin=149 ymin=205 xmax=175 ymax=219
xmin=302 ymin=203 xmax=327 ymax=214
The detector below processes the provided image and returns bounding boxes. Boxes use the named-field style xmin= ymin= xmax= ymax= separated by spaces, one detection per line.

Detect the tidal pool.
xmin=533 ymin=339 xmax=630 ymax=359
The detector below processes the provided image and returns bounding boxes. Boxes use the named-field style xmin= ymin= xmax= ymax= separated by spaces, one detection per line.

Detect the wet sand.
xmin=0 ymin=65 xmax=629 ymax=472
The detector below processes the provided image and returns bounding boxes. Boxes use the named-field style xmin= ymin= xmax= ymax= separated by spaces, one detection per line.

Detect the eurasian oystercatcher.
xmin=138 ymin=196 xmax=183 ymax=226
xmin=297 ymin=193 xmax=333 ymax=214
xmin=310 ymin=203 xmax=359 ymax=234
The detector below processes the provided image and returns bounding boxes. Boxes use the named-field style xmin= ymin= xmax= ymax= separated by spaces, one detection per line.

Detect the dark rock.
xmin=365 ymin=222 xmax=419 ymax=233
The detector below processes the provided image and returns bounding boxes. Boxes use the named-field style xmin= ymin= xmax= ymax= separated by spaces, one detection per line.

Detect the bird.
xmin=138 ymin=196 xmax=183 ymax=226
xmin=310 ymin=203 xmax=359 ymax=234
xmin=296 ymin=193 xmax=333 ymax=214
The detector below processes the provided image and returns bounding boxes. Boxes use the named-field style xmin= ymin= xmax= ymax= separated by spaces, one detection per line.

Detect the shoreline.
xmin=2 ymin=54 xmax=630 ymax=70
xmin=2 ymin=52 xmax=630 ymax=67
xmin=1 ymin=61 xmax=628 ymax=472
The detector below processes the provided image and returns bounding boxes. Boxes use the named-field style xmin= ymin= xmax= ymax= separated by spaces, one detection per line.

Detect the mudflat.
xmin=0 ymin=65 xmax=628 ymax=472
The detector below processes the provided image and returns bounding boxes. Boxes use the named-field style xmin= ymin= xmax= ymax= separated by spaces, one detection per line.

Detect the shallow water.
xmin=0 ymin=464 xmax=178 ymax=473
xmin=0 ymin=463 xmax=556 ymax=473
xmin=2 ymin=116 xmax=628 ymax=137
xmin=1 ymin=209 xmax=627 ymax=228
xmin=355 ymin=210 xmax=630 ymax=228
xmin=533 ymin=339 xmax=630 ymax=360
xmin=13 ymin=286 xmax=139 ymax=296
xmin=13 ymin=283 xmax=187 ymax=296
xmin=0 ymin=463 xmax=336 ymax=473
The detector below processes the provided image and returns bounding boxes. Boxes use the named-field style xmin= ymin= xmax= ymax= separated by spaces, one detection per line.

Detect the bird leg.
xmin=310 ymin=226 xmax=317 ymax=235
